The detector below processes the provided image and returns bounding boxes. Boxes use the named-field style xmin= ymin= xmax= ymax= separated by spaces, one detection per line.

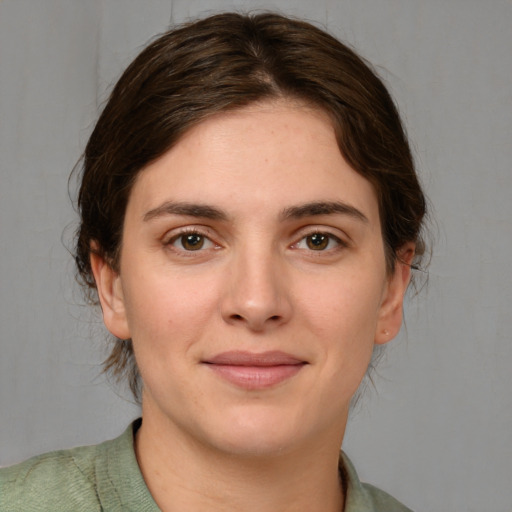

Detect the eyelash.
xmin=164 ymin=228 xmax=218 ymax=254
xmin=291 ymin=231 xmax=348 ymax=253
xmin=164 ymin=228 xmax=347 ymax=255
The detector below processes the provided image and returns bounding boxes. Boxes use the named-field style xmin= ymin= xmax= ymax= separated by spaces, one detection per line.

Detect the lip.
xmin=202 ymin=350 xmax=307 ymax=390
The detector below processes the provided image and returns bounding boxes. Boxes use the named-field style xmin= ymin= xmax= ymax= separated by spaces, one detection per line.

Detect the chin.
xmin=197 ymin=406 xmax=316 ymax=459
xmin=211 ymin=429 xmax=300 ymax=459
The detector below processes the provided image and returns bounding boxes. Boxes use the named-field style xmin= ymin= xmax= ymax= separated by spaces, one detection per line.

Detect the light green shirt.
xmin=0 ymin=420 xmax=413 ymax=511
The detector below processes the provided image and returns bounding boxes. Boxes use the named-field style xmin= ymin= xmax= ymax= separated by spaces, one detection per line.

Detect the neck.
xmin=135 ymin=413 xmax=345 ymax=512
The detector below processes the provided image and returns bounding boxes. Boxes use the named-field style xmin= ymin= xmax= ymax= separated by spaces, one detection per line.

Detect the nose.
xmin=221 ymin=245 xmax=292 ymax=332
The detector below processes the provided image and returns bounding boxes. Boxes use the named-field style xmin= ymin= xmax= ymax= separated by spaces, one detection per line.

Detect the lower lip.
xmin=205 ymin=364 xmax=305 ymax=390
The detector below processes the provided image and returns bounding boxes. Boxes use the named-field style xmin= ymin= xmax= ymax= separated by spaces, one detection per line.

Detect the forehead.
xmin=127 ymin=100 xmax=380 ymax=225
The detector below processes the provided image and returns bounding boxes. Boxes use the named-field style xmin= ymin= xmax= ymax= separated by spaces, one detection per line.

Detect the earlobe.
xmin=375 ymin=243 xmax=415 ymax=345
xmin=90 ymin=251 xmax=131 ymax=340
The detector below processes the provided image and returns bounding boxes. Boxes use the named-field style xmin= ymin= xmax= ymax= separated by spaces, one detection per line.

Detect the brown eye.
xmin=168 ymin=232 xmax=214 ymax=252
xmin=293 ymin=232 xmax=345 ymax=253
xmin=168 ymin=230 xmax=216 ymax=253
xmin=180 ymin=233 xmax=205 ymax=251
xmin=306 ymin=233 xmax=329 ymax=250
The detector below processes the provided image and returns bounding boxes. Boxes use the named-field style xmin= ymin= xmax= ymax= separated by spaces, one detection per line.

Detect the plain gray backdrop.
xmin=1 ymin=1 xmax=511 ymax=511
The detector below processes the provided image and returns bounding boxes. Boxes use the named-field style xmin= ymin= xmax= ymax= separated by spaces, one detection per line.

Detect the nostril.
xmin=229 ymin=313 xmax=281 ymax=323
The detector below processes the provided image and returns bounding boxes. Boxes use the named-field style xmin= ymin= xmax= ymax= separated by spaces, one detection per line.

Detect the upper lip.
xmin=203 ymin=350 xmax=306 ymax=366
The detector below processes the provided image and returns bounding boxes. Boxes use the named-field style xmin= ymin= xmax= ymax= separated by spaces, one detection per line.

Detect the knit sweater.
xmin=0 ymin=420 xmax=412 ymax=511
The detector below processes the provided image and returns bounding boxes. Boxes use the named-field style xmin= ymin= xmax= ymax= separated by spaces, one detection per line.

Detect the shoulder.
xmin=358 ymin=482 xmax=414 ymax=512
xmin=341 ymin=452 xmax=414 ymax=512
xmin=0 ymin=444 xmax=103 ymax=511
xmin=0 ymin=422 xmax=144 ymax=512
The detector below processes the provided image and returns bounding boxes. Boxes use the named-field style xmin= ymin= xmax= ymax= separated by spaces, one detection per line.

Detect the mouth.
xmin=202 ymin=350 xmax=308 ymax=390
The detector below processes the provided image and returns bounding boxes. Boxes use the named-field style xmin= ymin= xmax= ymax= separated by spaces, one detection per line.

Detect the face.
xmin=93 ymin=100 xmax=411 ymax=457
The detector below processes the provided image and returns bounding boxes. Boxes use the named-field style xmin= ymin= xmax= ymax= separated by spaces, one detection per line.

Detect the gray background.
xmin=1 ymin=1 xmax=511 ymax=511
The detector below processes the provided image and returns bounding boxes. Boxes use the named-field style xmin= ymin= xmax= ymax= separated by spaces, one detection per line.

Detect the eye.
xmin=169 ymin=232 xmax=215 ymax=251
xmin=294 ymin=232 xmax=343 ymax=251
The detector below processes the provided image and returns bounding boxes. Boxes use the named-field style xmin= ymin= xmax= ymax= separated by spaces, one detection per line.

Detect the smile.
xmin=202 ymin=351 xmax=308 ymax=390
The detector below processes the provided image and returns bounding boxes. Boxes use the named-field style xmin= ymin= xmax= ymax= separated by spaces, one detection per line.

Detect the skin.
xmin=91 ymin=100 xmax=413 ymax=512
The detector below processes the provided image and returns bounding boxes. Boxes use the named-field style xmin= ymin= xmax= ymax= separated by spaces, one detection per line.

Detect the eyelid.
xmin=291 ymin=225 xmax=350 ymax=246
xmin=294 ymin=233 xmax=344 ymax=251
xmin=163 ymin=226 xmax=220 ymax=251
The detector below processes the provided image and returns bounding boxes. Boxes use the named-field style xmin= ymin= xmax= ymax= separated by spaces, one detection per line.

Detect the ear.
xmin=374 ymin=243 xmax=415 ymax=345
xmin=90 ymin=250 xmax=131 ymax=340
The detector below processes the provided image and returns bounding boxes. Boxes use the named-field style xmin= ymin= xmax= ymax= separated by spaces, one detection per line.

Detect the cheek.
xmin=297 ymin=269 xmax=385 ymax=381
xmin=120 ymin=267 xmax=221 ymax=353
xmin=298 ymin=270 xmax=384 ymax=340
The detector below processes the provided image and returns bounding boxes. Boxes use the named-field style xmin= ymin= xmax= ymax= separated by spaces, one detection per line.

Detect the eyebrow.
xmin=143 ymin=200 xmax=368 ymax=224
xmin=280 ymin=201 xmax=369 ymax=223
xmin=143 ymin=201 xmax=229 ymax=222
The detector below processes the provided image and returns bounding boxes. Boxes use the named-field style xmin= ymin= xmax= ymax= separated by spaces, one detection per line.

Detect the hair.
xmin=74 ymin=12 xmax=427 ymax=401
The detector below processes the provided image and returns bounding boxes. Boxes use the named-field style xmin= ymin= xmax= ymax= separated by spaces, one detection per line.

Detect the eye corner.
xmin=163 ymin=226 xmax=221 ymax=255
xmin=290 ymin=229 xmax=349 ymax=254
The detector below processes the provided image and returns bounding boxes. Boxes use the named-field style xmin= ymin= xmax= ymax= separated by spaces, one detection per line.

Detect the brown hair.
xmin=74 ymin=12 xmax=427 ymax=400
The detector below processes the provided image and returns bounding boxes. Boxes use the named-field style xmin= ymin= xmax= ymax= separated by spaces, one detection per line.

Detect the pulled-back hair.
xmin=74 ymin=12 xmax=426 ymax=400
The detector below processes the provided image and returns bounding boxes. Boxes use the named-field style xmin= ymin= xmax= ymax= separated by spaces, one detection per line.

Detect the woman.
xmin=0 ymin=12 xmax=426 ymax=511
